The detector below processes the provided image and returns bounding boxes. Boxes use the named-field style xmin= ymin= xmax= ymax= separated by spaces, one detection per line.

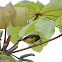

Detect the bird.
xmin=18 ymin=34 xmax=41 ymax=43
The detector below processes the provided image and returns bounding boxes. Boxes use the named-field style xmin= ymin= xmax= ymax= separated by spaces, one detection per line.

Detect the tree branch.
xmin=12 ymin=34 xmax=62 ymax=53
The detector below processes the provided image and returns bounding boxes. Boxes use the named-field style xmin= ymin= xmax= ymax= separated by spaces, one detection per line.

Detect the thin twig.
xmin=12 ymin=55 xmax=19 ymax=59
xmin=0 ymin=40 xmax=1 ymax=51
xmin=4 ymin=28 xmax=6 ymax=43
xmin=0 ymin=31 xmax=3 ymax=50
xmin=8 ymin=41 xmax=19 ymax=50
xmin=8 ymin=37 xmax=22 ymax=50
xmin=8 ymin=45 xmax=18 ymax=53
xmin=1 ymin=28 xmax=7 ymax=51
xmin=12 ymin=34 xmax=62 ymax=53
xmin=20 ymin=54 xmax=35 ymax=59
xmin=3 ymin=44 xmax=7 ymax=53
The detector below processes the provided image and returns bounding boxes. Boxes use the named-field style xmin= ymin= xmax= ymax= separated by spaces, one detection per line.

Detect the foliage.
xmin=0 ymin=0 xmax=62 ymax=62
xmin=7 ymin=0 xmax=62 ymax=52
xmin=0 ymin=56 xmax=9 ymax=62
xmin=7 ymin=24 xmax=22 ymax=44
xmin=0 ymin=55 xmax=16 ymax=62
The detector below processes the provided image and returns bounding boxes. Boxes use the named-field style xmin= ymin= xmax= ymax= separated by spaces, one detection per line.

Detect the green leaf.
xmin=59 ymin=28 xmax=62 ymax=33
xmin=29 ymin=31 xmax=48 ymax=52
xmin=7 ymin=24 xmax=22 ymax=44
xmin=23 ymin=1 xmax=44 ymax=12
xmin=19 ymin=21 xmax=37 ymax=37
xmin=35 ymin=17 xmax=58 ymax=39
xmin=0 ymin=57 xmax=9 ymax=62
xmin=56 ymin=16 xmax=62 ymax=29
xmin=14 ymin=0 xmax=30 ymax=7
xmin=40 ymin=0 xmax=62 ymax=21
xmin=24 ymin=1 xmax=44 ymax=20
xmin=0 ymin=55 xmax=16 ymax=62
xmin=25 ymin=21 xmax=37 ymax=35
xmin=30 ymin=40 xmax=47 ymax=52
xmin=19 ymin=59 xmax=23 ymax=62
xmin=14 ymin=0 xmax=62 ymax=21
xmin=28 ymin=30 xmax=48 ymax=52
xmin=14 ymin=1 xmax=44 ymax=21
xmin=55 ymin=16 xmax=62 ymax=33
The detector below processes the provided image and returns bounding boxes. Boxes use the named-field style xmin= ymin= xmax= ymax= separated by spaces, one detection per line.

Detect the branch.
xmin=8 ymin=41 xmax=19 ymax=51
xmin=20 ymin=53 xmax=35 ymax=62
xmin=0 ymin=39 xmax=1 ymax=51
xmin=1 ymin=28 xmax=7 ymax=51
xmin=0 ymin=31 xmax=3 ymax=50
xmin=12 ymin=55 xmax=19 ymax=59
xmin=20 ymin=53 xmax=35 ymax=59
xmin=3 ymin=44 xmax=7 ymax=53
xmin=12 ymin=34 xmax=62 ymax=53
xmin=4 ymin=28 xmax=7 ymax=44
xmin=8 ymin=37 xmax=22 ymax=50
xmin=8 ymin=45 xmax=18 ymax=53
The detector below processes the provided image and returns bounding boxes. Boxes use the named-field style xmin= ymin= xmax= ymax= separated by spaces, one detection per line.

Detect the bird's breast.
xmin=23 ymin=37 xmax=36 ymax=43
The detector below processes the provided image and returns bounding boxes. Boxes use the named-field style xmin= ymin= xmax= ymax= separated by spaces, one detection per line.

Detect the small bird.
xmin=18 ymin=34 xmax=41 ymax=43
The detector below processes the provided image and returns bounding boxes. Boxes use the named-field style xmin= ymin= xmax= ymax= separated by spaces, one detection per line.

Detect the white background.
xmin=0 ymin=0 xmax=62 ymax=62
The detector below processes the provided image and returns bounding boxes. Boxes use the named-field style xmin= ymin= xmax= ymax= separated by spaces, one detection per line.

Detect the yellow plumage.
xmin=22 ymin=37 xmax=36 ymax=43
xmin=18 ymin=34 xmax=41 ymax=43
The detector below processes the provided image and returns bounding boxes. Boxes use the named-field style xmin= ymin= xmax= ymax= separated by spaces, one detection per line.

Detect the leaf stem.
xmin=0 ymin=40 xmax=1 ymax=51
xmin=1 ymin=28 xmax=7 ymax=51
xmin=12 ymin=55 xmax=19 ymax=59
xmin=20 ymin=53 xmax=35 ymax=59
xmin=20 ymin=53 xmax=35 ymax=62
xmin=8 ymin=45 xmax=18 ymax=53
xmin=12 ymin=34 xmax=62 ymax=53
xmin=4 ymin=28 xmax=7 ymax=44
xmin=3 ymin=44 xmax=7 ymax=53
xmin=8 ymin=41 xmax=19 ymax=51
xmin=8 ymin=37 xmax=22 ymax=50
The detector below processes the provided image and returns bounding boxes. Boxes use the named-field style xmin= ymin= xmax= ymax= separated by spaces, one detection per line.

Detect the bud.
xmin=11 ymin=7 xmax=28 ymax=26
